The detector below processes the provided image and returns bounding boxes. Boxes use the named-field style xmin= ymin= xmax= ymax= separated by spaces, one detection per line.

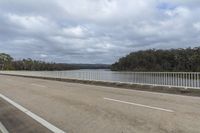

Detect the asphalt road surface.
xmin=0 ymin=75 xmax=200 ymax=133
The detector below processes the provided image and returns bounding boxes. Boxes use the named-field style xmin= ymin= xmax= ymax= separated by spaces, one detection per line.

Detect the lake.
xmin=0 ymin=69 xmax=200 ymax=89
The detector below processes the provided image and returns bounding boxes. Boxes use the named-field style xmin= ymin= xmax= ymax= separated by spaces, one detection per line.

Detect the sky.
xmin=0 ymin=0 xmax=200 ymax=64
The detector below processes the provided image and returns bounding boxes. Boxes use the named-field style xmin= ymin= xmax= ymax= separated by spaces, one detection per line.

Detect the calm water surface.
xmin=1 ymin=69 xmax=200 ymax=88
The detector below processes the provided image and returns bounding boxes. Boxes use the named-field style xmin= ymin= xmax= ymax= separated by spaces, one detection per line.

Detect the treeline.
xmin=111 ymin=47 xmax=200 ymax=72
xmin=0 ymin=53 xmax=110 ymax=71
xmin=11 ymin=60 xmax=76 ymax=71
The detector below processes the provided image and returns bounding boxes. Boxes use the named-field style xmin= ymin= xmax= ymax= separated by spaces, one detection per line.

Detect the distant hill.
xmin=111 ymin=47 xmax=200 ymax=72
xmin=68 ymin=64 xmax=110 ymax=69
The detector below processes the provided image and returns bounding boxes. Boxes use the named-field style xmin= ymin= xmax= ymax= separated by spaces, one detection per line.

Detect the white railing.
xmin=0 ymin=71 xmax=200 ymax=89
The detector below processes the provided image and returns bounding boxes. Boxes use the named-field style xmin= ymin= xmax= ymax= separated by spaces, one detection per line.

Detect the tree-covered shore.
xmin=0 ymin=53 xmax=110 ymax=71
xmin=111 ymin=47 xmax=200 ymax=72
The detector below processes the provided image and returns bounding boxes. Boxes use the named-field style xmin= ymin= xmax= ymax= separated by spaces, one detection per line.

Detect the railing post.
xmin=198 ymin=73 xmax=200 ymax=88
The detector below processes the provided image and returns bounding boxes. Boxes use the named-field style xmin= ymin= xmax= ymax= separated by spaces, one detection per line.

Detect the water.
xmin=0 ymin=69 xmax=200 ymax=89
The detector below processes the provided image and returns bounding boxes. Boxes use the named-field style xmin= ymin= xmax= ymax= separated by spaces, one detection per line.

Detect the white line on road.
xmin=0 ymin=122 xmax=9 ymax=133
xmin=0 ymin=93 xmax=66 ymax=133
xmin=31 ymin=83 xmax=46 ymax=88
xmin=104 ymin=97 xmax=174 ymax=113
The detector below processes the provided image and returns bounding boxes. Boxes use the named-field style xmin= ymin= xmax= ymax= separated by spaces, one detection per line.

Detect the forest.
xmin=2 ymin=47 xmax=200 ymax=72
xmin=111 ymin=47 xmax=200 ymax=72
xmin=0 ymin=53 xmax=110 ymax=71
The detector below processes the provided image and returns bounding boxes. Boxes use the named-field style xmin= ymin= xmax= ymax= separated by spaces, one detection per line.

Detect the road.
xmin=0 ymin=75 xmax=200 ymax=133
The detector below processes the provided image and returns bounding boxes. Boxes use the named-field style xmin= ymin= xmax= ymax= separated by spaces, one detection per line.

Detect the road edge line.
xmin=0 ymin=122 xmax=9 ymax=133
xmin=0 ymin=93 xmax=66 ymax=133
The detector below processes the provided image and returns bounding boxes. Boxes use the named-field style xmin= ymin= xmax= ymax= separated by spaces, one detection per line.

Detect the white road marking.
xmin=0 ymin=93 xmax=66 ymax=133
xmin=31 ymin=83 xmax=46 ymax=88
xmin=104 ymin=97 xmax=174 ymax=113
xmin=0 ymin=122 xmax=9 ymax=133
xmin=102 ymin=85 xmax=200 ymax=100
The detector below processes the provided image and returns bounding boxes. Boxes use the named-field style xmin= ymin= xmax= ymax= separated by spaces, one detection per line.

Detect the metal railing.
xmin=0 ymin=71 xmax=200 ymax=89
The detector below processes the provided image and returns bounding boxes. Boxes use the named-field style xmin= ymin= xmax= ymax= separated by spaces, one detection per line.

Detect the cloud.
xmin=193 ymin=22 xmax=200 ymax=31
xmin=0 ymin=0 xmax=200 ymax=63
xmin=6 ymin=14 xmax=55 ymax=33
xmin=62 ymin=26 xmax=88 ymax=38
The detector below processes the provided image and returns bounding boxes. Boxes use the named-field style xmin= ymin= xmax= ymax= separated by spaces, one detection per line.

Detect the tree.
xmin=0 ymin=53 xmax=13 ymax=70
xmin=111 ymin=47 xmax=200 ymax=72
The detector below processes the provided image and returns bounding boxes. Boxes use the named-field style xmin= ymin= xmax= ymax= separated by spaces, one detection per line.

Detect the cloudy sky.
xmin=0 ymin=0 xmax=200 ymax=64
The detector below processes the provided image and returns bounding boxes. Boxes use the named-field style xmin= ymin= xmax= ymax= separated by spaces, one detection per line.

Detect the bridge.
xmin=0 ymin=74 xmax=200 ymax=133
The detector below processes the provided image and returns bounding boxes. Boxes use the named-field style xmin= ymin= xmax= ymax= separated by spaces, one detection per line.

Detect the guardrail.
xmin=0 ymin=71 xmax=200 ymax=89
